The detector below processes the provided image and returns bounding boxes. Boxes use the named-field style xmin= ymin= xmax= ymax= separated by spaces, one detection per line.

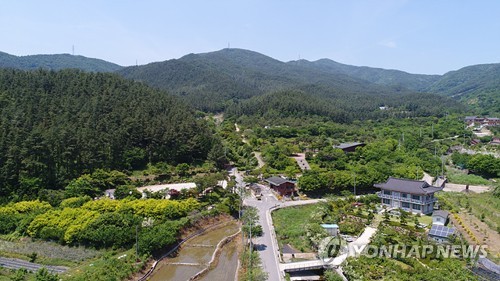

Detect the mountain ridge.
xmin=0 ymin=51 xmax=123 ymax=72
xmin=119 ymin=48 xmax=464 ymax=121
xmin=1 ymin=48 xmax=498 ymax=115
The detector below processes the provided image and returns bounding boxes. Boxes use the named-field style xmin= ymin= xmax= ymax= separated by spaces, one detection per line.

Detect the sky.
xmin=1 ymin=0 xmax=499 ymax=74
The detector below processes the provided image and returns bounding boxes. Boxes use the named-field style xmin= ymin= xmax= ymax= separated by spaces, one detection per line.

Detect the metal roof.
xmin=374 ymin=177 xmax=443 ymax=195
xmin=429 ymin=225 xmax=455 ymax=238
xmin=432 ymin=210 xmax=449 ymax=218
xmin=321 ymin=224 xmax=339 ymax=229
xmin=334 ymin=142 xmax=365 ymax=149
xmin=265 ymin=176 xmax=293 ymax=186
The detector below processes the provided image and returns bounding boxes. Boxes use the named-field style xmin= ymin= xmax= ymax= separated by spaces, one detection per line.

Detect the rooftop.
xmin=374 ymin=177 xmax=443 ymax=195
xmin=432 ymin=210 xmax=449 ymax=218
xmin=334 ymin=142 xmax=365 ymax=149
xmin=321 ymin=224 xmax=339 ymax=229
xmin=265 ymin=176 xmax=293 ymax=186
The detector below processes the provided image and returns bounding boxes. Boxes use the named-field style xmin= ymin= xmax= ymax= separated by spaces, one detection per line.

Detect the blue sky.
xmin=1 ymin=0 xmax=499 ymax=74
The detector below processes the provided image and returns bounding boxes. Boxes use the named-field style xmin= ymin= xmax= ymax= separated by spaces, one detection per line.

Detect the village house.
xmin=264 ymin=176 xmax=296 ymax=197
xmin=465 ymin=116 xmax=500 ymax=127
xmin=432 ymin=210 xmax=449 ymax=226
xmin=375 ymin=177 xmax=443 ymax=214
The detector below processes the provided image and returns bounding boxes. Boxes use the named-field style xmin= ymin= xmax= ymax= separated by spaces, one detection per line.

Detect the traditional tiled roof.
xmin=374 ymin=177 xmax=443 ymax=195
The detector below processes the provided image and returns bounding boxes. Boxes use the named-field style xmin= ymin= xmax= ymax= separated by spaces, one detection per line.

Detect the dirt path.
xmin=443 ymin=183 xmax=491 ymax=193
xmin=254 ymin=152 xmax=265 ymax=169
xmin=234 ymin=123 xmax=266 ymax=169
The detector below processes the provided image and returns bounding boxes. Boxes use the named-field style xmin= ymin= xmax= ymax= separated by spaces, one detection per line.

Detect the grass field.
xmin=437 ymin=191 xmax=499 ymax=231
xmin=446 ymin=167 xmax=493 ymax=186
xmin=272 ymin=204 xmax=319 ymax=253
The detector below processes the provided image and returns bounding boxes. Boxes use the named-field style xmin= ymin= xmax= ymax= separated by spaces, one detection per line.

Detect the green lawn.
xmin=272 ymin=204 xmax=319 ymax=252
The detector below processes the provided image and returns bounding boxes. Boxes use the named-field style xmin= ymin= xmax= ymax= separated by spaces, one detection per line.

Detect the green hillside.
xmin=119 ymin=48 xmax=458 ymax=117
xmin=289 ymin=58 xmax=499 ymax=115
xmin=0 ymin=51 xmax=123 ymax=72
xmin=426 ymin=63 xmax=500 ymax=115
xmin=0 ymin=69 xmax=216 ymax=199
xmin=288 ymin=58 xmax=440 ymax=92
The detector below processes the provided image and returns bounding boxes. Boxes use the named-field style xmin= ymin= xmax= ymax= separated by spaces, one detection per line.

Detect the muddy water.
xmin=149 ymin=221 xmax=239 ymax=281
xmin=198 ymin=237 xmax=239 ymax=281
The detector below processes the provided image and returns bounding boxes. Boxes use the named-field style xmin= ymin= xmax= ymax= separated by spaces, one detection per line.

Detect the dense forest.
xmin=225 ymin=87 xmax=464 ymax=126
xmin=119 ymin=48 xmax=498 ymax=116
xmin=119 ymin=48 xmax=430 ymax=113
xmin=0 ymin=51 xmax=123 ymax=72
xmin=0 ymin=69 xmax=218 ymax=201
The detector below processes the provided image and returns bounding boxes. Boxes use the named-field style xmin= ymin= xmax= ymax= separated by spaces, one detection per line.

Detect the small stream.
xmin=149 ymin=221 xmax=239 ymax=281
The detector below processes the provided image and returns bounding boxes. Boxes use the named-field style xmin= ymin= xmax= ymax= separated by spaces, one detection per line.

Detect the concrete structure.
xmin=321 ymin=224 xmax=339 ymax=236
xmin=334 ymin=142 xmax=366 ymax=153
xmin=265 ymin=176 xmax=296 ymax=197
xmin=375 ymin=177 xmax=443 ymax=214
xmin=282 ymin=244 xmax=316 ymax=263
xmin=137 ymin=182 xmax=197 ymax=198
xmin=432 ymin=210 xmax=449 ymax=226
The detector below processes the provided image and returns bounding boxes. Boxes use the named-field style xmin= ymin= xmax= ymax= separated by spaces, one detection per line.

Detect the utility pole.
xmin=441 ymin=157 xmax=444 ymax=177
xmin=135 ymin=225 xmax=139 ymax=258
xmin=432 ymin=124 xmax=434 ymax=139
xmin=248 ymin=220 xmax=252 ymax=281
xmin=353 ymin=173 xmax=356 ymax=197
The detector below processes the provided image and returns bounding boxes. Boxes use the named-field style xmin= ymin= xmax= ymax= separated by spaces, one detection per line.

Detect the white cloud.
xmin=378 ymin=40 xmax=397 ymax=48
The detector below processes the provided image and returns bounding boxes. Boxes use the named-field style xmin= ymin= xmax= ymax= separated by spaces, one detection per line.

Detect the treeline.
xmin=225 ymin=88 xmax=464 ymax=126
xmin=451 ymin=153 xmax=500 ymax=177
xmin=0 ymin=192 xmax=237 ymax=254
xmin=0 ymin=51 xmax=123 ymax=72
xmin=0 ymin=69 xmax=218 ymax=201
xmin=119 ymin=48 xmax=465 ymax=116
xmin=299 ymin=139 xmax=441 ymax=194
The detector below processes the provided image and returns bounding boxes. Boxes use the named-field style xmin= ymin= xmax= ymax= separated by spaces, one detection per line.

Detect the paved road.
xmin=0 ymin=257 xmax=68 ymax=273
xmin=244 ymin=186 xmax=325 ymax=281
xmin=245 ymin=184 xmax=282 ymax=281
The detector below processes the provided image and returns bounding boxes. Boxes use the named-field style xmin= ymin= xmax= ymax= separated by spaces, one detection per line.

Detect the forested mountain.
xmin=0 ymin=69 xmax=217 ymax=200
xmin=289 ymin=58 xmax=500 ymax=115
xmin=0 ymin=51 xmax=123 ymax=72
xmin=118 ymin=48 xmax=422 ymax=112
xmin=225 ymin=88 xmax=462 ymax=126
xmin=288 ymin=59 xmax=440 ymax=92
xmin=426 ymin=63 xmax=500 ymax=115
